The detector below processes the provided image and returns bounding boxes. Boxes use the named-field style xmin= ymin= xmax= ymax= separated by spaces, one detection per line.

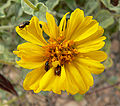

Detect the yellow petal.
xmin=72 ymin=20 xmax=99 ymax=41
xmin=76 ymin=26 xmax=104 ymax=45
xmin=13 ymin=42 xmax=44 ymax=62
xmin=16 ymin=60 xmax=44 ymax=69
xmin=23 ymin=65 xmax=46 ymax=91
xmin=65 ymin=8 xmax=84 ymax=40
xmin=75 ymin=56 xmax=105 ymax=74
xmin=59 ymin=12 xmax=69 ymax=35
xmin=52 ymin=66 xmax=66 ymax=93
xmin=39 ymin=21 xmax=50 ymax=37
xmin=16 ymin=16 xmax=47 ymax=46
xmin=78 ymin=41 xmax=105 ymax=53
xmin=73 ymin=61 xmax=94 ymax=87
xmin=14 ymin=42 xmax=44 ymax=55
xmin=81 ymin=51 xmax=107 ymax=62
xmin=64 ymin=65 xmax=80 ymax=95
xmin=69 ymin=16 xmax=93 ymax=40
xmin=35 ymin=66 xmax=66 ymax=94
xmin=46 ymin=12 xmax=58 ymax=39
xmin=65 ymin=63 xmax=87 ymax=94
xmin=13 ymin=42 xmax=44 ymax=59
xmin=13 ymin=42 xmax=45 ymax=69
xmin=77 ymin=36 xmax=106 ymax=53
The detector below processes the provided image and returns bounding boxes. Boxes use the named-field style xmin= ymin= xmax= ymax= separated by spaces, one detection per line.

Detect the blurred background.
xmin=0 ymin=0 xmax=120 ymax=106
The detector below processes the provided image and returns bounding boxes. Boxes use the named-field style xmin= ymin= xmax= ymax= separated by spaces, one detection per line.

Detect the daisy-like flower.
xmin=13 ymin=8 xmax=107 ymax=95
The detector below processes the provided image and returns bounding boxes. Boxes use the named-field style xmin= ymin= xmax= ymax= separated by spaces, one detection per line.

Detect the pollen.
xmin=42 ymin=36 xmax=79 ymax=68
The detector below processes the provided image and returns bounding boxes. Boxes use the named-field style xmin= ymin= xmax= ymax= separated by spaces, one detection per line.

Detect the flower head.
xmin=13 ymin=8 xmax=107 ymax=95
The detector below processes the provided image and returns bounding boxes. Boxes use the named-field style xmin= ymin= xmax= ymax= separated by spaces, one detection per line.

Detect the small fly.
xmin=55 ymin=65 xmax=61 ymax=76
xmin=45 ymin=61 xmax=50 ymax=72
xmin=19 ymin=21 xmax=30 ymax=28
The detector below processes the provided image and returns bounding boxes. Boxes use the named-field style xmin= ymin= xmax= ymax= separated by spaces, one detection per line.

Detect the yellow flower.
xmin=13 ymin=8 xmax=107 ymax=95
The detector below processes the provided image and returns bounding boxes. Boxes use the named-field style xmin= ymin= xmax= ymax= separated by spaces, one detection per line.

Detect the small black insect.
xmin=19 ymin=21 xmax=30 ymax=28
xmin=45 ymin=61 xmax=50 ymax=72
xmin=40 ymin=24 xmax=42 ymax=28
xmin=55 ymin=65 xmax=61 ymax=76
xmin=110 ymin=0 xmax=119 ymax=6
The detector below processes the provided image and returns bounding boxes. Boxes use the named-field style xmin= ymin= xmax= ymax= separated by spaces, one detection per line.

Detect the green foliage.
xmin=0 ymin=0 xmax=11 ymax=18
xmin=73 ymin=93 xmax=84 ymax=102
xmin=95 ymin=10 xmax=114 ymax=29
xmin=108 ymin=76 xmax=118 ymax=85
xmin=102 ymin=36 xmax=113 ymax=68
xmin=33 ymin=2 xmax=48 ymax=22
xmin=46 ymin=0 xmax=60 ymax=11
xmin=100 ymin=0 xmax=120 ymax=13
xmin=85 ymin=0 xmax=99 ymax=15
xmin=21 ymin=0 xmax=34 ymax=15
xmin=63 ymin=0 xmax=77 ymax=10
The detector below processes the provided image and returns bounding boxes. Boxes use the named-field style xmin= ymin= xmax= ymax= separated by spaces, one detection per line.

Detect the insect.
xmin=19 ymin=21 xmax=30 ymax=28
xmin=45 ymin=61 xmax=50 ymax=72
xmin=110 ymin=0 xmax=119 ymax=6
xmin=40 ymin=24 xmax=42 ymax=28
xmin=55 ymin=65 xmax=61 ymax=76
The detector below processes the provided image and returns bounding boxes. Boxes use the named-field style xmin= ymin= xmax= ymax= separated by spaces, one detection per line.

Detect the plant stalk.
xmin=24 ymin=0 xmax=38 ymax=10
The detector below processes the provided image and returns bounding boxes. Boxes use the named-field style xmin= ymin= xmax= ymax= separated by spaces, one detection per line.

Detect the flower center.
xmin=42 ymin=36 xmax=79 ymax=75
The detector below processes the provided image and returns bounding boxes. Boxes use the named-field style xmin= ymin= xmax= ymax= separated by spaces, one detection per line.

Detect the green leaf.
xmin=95 ymin=10 xmax=114 ymax=28
xmin=102 ymin=36 xmax=111 ymax=54
xmin=18 ymin=7 xmax=24 ymax=17
xmin=0 ymin=0 xmax=11 ymax=9
xmin=73 ymin=93 xmax=84 ymax=102
xmin=63 ymin=0 xmax=77 ymax=10
xmin=0 ymin=10 xmax=6 ymax=18
xmin=7 ymin=4 xmax=16 ymax=17
xmin=0 ymin=0 xmax=12 ymax=18
xmin=85 ymin=0 xmax=99 ymax=15
xmin=104 ymin=57 xmax=113 ymax=69
xmin=21 ymin=0 xmax=34 ymax=15
xmin=102 ymin=37 xmax=113 ymax=68
xmin=118 ymin=18 xmax=120 ymax=31
xmin=100 ymin=0 xmax=120 ymax=13
xmin=108 ymin=76 xmax=118 ymax=85
xmin=0 ymin=44 xmax=4 ymax=54
xmin=46 ymin=0 xmax=60 ymax=10
xmin=33 ymin=2 xmax=48 ymax=22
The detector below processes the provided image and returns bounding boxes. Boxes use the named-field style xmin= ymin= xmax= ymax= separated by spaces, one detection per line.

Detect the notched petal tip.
xmin=74 ymin=8 xmax=84 ymax=13
xmin=16 ymin=26 xmax=21 ymax=33
xmin=103 ymin=52 xmax=108 ymax=61
xmin=13 ymin=50 xmax=17 ymax=55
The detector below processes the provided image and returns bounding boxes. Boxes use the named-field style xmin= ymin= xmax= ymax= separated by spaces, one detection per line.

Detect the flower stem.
xmin=24 ymin=0 xmax=38 ymax=10
xmin=87 ymin=82 xmax=120 ymax=95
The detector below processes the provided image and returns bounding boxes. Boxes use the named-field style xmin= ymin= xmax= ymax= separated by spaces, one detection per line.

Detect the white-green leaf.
xmin=33 ymin=2 xmax=48 ymax=22
xmin=63 ymin=0 xmax=77 ymax=10
xmin=0 ymin=44 xmax=4 ymax=54
xmin=85 ymin=0 xmax=99 ymax=15
xmin=18 ymin=7 xmax=24 ymax=17
xmin=104 ymin=57 xmax=113 ymax=69
xmin=46 ymin=0 xmax=60 ymax=10
xmin=0 ymin=10 xmax=6 ymax=18
xmin=100 ymin=0 xmax=120 ymax=13
xmin=21 ymin=0 xmax=34 ymax=15
xmin=0 ymin=0 xmax=12 ymax=18
xmin=95 ymin=10 xmax=114 ymax=28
